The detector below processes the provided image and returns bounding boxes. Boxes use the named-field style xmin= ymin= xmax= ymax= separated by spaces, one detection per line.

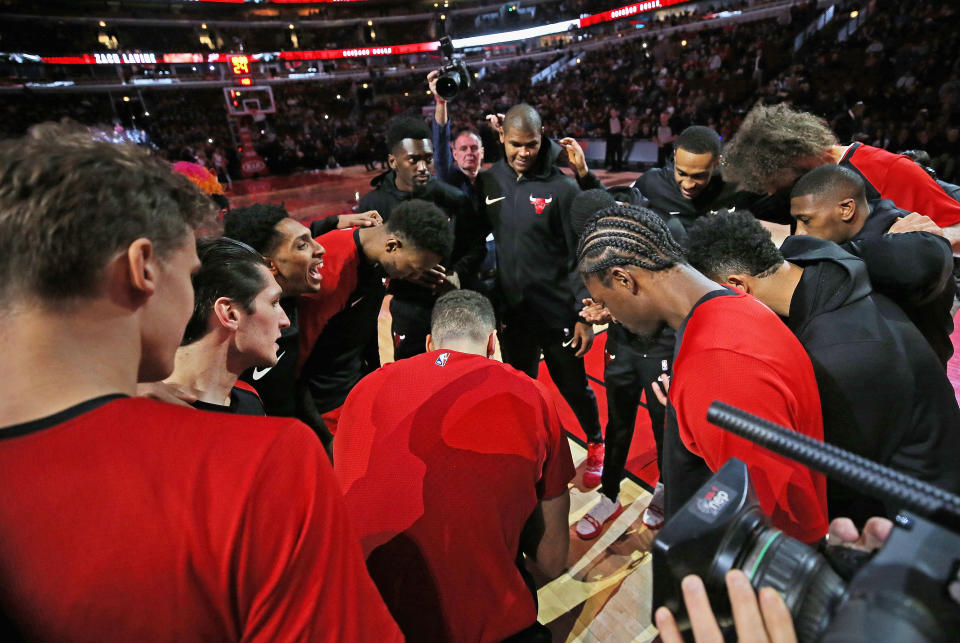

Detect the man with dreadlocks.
xmin=576 ymin=205 xmax=829 ymax=543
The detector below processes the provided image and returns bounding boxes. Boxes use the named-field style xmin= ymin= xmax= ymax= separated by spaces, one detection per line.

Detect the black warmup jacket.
xmin=844 ymin=198 xmax=955 ymax=367
xmin=631 ymin=165 xmax=736 ymax=229
xmin=781 ymin=236 xmax=960 ymax=522
xmin=478 ymin=140 xmax=585 ymax=329
xmin=358 ymin=170 xmax=486 ymax=294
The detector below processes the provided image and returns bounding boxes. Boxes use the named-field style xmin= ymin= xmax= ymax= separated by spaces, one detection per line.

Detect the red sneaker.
xmin=582 ymin=441 xmax=605 ymax=488
xmin=576 ymin=495 xmax=624 ymax=539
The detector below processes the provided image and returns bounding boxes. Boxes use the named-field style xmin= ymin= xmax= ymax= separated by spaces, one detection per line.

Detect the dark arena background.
xmin=2 ymin=0 xmax=959 ymax=640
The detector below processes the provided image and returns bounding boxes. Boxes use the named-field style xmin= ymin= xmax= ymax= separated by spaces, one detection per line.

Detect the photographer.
xmin=655 ymin=518 xmax=893 ymax=642
xmin=427 ymin=70 xmax=484 ymax=194
xmin=426 ymin=70 xmax=493 ymax=296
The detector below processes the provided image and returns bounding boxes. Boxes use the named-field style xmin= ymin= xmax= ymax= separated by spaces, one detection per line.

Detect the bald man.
xmin=478 ymin=103 xmax=605 ymax=487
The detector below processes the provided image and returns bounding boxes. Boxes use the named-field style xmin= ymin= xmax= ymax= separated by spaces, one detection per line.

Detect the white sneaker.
xmin=642 ymin=482 xmax=665 ymax=530
xmin=576 ymin=494 xmax=624 ymax=539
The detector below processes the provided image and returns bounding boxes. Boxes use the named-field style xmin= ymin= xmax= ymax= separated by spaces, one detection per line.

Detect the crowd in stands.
xmin=1 ymin=0 xmax=956 ymax=185
xmin=1 ymin=0 xmax=685 ymax=57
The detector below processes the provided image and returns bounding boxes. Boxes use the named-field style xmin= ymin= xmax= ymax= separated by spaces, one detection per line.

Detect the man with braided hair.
xmin=577 ymin=205 xmax=828 ymax=543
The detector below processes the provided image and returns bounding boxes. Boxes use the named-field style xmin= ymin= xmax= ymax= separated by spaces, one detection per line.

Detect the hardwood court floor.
xmin=541 ymin=439 xmax=659 ymax=642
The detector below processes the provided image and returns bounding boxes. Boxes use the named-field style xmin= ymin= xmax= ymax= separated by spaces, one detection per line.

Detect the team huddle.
xmin=1 ymin=90 xmax=958 ymax=641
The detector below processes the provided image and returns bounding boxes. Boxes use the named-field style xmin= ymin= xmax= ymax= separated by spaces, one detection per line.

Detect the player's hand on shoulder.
xmin=887 ymin=212 xmax=943 ymax=236
xmin=338 ymin=210 xmax=383 ymax=229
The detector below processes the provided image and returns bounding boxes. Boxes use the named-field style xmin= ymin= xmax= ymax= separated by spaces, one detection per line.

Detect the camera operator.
xmin=654 ymin=517 xmax=894 ymax=642
xmin=427 ymin=70 xmax=484 ymax=195
xmin=426 ymin=70 xmax=496 ymax=298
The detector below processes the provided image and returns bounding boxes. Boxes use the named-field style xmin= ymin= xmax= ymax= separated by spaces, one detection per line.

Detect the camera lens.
xmin=435 ymin=71 xmax=461 ymax=100
xmin=740 ymin=526 xmax=846 ymax=642
xmin=653 ymin=460 xmax=848 ymax=642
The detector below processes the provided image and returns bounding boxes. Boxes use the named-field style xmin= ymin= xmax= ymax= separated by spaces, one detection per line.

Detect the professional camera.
xmin=435 ymin=36 xmax=473 ymax=100
xmin=652 ymin=402 xmax=960 ymax=642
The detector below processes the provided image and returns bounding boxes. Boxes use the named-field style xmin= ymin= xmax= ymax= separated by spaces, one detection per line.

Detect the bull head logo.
xmin=529 ymin=194 xmax=553 ymax=214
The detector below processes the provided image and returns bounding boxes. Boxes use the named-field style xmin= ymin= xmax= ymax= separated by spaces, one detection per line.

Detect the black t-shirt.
xmin=191 ymin=385 xmax=266 ymax=416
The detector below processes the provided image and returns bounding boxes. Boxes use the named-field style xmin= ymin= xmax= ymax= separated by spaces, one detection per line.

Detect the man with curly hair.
xmin=722 ymin=103 xmax=960 ymax=249
xmin=686 ymin=210 xmax=960 ymax=525
xmin=297 ymin=199 xmax=455 ymax=436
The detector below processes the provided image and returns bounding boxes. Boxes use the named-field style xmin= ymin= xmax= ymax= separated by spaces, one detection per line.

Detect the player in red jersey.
xmin=297 ymin=199 xmax=453 ymax=435
xmin=576 ymin=205 xmax=828 ymax=544
xmin=335 ymin=289 xmax=575 ymax=642
xmin=162 ymin=238 xmax=290 ymax=415
xmin=722 ymin=103 xmax=960 ymax=250
xmin=0 ymin=124 xmax=401 ymax=642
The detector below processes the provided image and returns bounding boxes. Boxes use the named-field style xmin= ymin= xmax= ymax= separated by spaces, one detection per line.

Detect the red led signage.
xmin=230 ymin=55 xmax=251 ymax=75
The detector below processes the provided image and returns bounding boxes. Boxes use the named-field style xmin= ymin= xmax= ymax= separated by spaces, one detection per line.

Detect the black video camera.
xmin=652 ymin=402 xmax=960 ymax=642
xmin=435 ymin=36 xmax=472 ymax=101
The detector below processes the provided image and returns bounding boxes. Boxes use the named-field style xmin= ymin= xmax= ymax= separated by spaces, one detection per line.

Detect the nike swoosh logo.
xmin=252 ymin=351 xmax=285 ymax=380
xmin=485 ymin=196 xmax=506 ymax=205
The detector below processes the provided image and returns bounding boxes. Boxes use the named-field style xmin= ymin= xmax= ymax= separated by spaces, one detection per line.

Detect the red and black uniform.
xmin=664 ymin=290 xmax=829 ymax=544
xmin=335 ymin=350 xmax=575 ymax=642
xmin=297 ymin=227 xmax=385 ymax=435
xmin=0 ymin=396 xmax=401 ymax=642
xmin=839 ymin=142 xmax=960 ymax=227
xmin=191 ymin=381 xmax=265 ymax=415
xmin=359 ymin=171 xmax=483 ymax=360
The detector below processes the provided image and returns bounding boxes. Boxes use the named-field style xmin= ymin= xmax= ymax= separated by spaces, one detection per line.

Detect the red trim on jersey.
xmin=672 ymin=292 xmax=829 ymax=543
xmin=296 ymin=228 xmax=362 ymax=373
xmin=232 ymin=379 xmax=261 ymax=398
xmin=843 ymin=143 xmax=960 ymax=227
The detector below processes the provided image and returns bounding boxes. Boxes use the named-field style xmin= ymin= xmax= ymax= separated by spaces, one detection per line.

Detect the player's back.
xmin=0 ymin=396 xmax=399 ymax=643
xmin=335 ymin=350 xmax=574 ymax=642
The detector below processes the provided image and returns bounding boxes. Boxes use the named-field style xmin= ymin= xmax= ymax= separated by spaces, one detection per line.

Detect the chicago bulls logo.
xmin=529 ymin=194 xmax=553 ymax=214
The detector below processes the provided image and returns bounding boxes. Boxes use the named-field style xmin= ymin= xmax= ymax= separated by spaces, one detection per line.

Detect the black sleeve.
xmin=558 ymin=179 xmax=590 ymax=318
xmin=309 ymin=216 xmax=340 ymax=237
xmin=844 ymin=232 xmax=954 ymax=306
xmin=450 ymin=198 xmax=489 ymax=287
xmin=294 ymin=383 xmax=334 ymax=461
xmin=576 ymin=170 xmax=606 ymax=191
